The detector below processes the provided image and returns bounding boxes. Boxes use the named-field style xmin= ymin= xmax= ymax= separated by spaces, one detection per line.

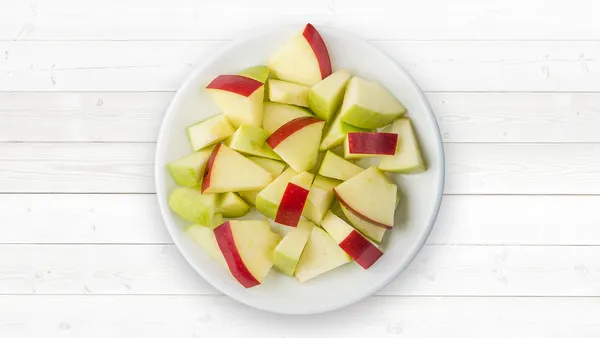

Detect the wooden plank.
xmin=0 ymin=41 xmax=599 ymax=91
xmin=1 ymin=295 xmax=599 ymax=337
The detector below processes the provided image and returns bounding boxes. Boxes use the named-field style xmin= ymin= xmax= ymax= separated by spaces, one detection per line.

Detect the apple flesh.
xmin=339 ymin=203 xmax=387 ymax=243
xmin=187 ymin=114 xmax=235 ymax=151
xmin=303 ymin=175 xmax=340 ymax=225
xmin=227 ymin=124 xmax=281 ymax=160
xmin=255 ymin=168 xmax=298 ymax=219
xmin=340 ymin=77 xmax=406 ymax=129
xmin=272 ymin=221 xmax=314 ymax=276
xmin=239 ymin=65 xmax=270 ymax=83
xmin=295 ymin=226 xmax=351 ymax=283
xmin=344 ymin=132 xmax=398 ymax=159
xmin=214 ymin=220 xmax=281 ymax=288
xmin=246 ymin=156 xmax=286 ymax=176
xmin=318 ymin=150 xmax=364 ymax=181
xmin=167 ymin=148 xmax=213 ymax=187
xmin=378 ymin=117 xmax=427 ymax=174
xmin=218 ymin=192 xmax=250 ymax=218
xmin=309 ymin=69 xmax=352 ymax=121
xmin=186 ymin=219 xmax=228 ymax=268
xmin=268 ymin=79 xmax=310 ymax=107
xmin=319 ymin=108 xmax=367 ymax=151
xmin=268 ymin=23 xmax=332 ymax=86
xmin=274 ymin=171 xmax=314 ymax=227
xmin=206 ymin=75 xmax=264 ymax=127
xmin=267 ymin=116 xmax=325 ymax=172
xmin=262 ymin=102 xmax=313 ymax=134
xmin=168 ymin=187 xmax=217 ymax=227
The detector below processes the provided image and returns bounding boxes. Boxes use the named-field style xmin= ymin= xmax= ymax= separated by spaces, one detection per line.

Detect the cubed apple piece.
xmin=167 ymin=147 xmax=213 ymax=187
xmin=227 ymin=124 xmax=281 ymax=160
xmin=340 ymin=77 xmax=406 ymax=129
xmin=185 ymin=215 xmax=227 ymax=268
xmin=239 ymin=65 xmax=270 ymax=83
xmin=262 ymin=102 xmax=313 ymax=134
xmin=255 ymin=168 xmax=298 ymax=219
xmin=268 ymin=23 xmax=332 ymax=86
xmin=378 ymin=117 xmax=426 ymax=174
xmin=268 ymin=79 xmax=310 ymax=107
xmin=202 ymin=143 xmax=273 ymax=194
xmin=321 ymin=211 xmax=383 ymax=269
xmin=214 ymin=220 xmax=281 ymax=288
xmin=318 ymin=151 xmax=364 ymax=181
xmin=267 ymin=116 xmax=325 ymax=172
xmin=339 ymin=203 xmax=387 ymax=243
xmin=275 ymin=171 xmax=314 ymax=227
xmin=294 ymin=226 xmax=351 ymax=283
xmin=218 ymin=192 xmax=250 ymax=218
xmin=303 ymin=175 xmax=340 ymax=225
xmin=168 ymin=187 xmax=217 ymax=227
xmin=246 ymin=156 xmax=286 ymax=177
xmin=344 ymin=132 xmax=398 ymax=159
xmin=187 ymin=114 xmax=235 ymax=151
xmin=206 ymin=75 xmax=264 ymax=127
xmin=334 ymin=166 xmax=397 ymax=229
xmin=309 ymin=69 xmax=352 ymax=121
xmin=272 ymin=221 xmax=314 ymax=276
xmin=319 ymin=108 xmax=367 ymax=151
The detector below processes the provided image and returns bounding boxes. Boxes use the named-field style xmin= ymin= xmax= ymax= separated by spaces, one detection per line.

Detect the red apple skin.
xmin=274 ymin=183 xmax=310 ymax=227
xmin=347 ymin=132 xmax=398 ymax=155
xmin=201 ymin=143 xmax=221 ymax=193
xmin=339 ymin=230 xmax=383 ymax=269
xmin=214 ymin=221 xmax=261 ymax=288
xmin=266 ymin=116 xmax=323 ymax=148
xmin=334 ymin=190 xmax=393 ymax=229
xmin=302 ymin=24 xmax=332 ymax=79
xmin=206 ymin=75 xmax=264 ymax=97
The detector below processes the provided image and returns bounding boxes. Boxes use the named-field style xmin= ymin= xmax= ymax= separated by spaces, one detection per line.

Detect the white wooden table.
xmin=1 ymin=1 xmax=600 ymax=336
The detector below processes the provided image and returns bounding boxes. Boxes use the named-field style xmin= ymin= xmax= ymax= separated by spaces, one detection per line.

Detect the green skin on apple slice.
xmin=262 ymin=102 xmax=312 ymax=134
xmin=246 ymin=156 xmax=286 ymax=177
xmin=239 ymin=66 xmax=270 ymax=83
xmin=340 ymin=77 xmax=406 ymax=129
xmin=309 ymin=69 xmax=352 ymax=121
xmin=294 ymin=226 xmax=351 ymax=283
xmin=218 ymin=192 xmax=250 ymax=218
xmin=255 ymin=168 xmax=298 ymax=219
xmin=272 ymin=221 xmax=314 ymax=276
xmin=227 ymin=124 xmax=281 ymax=160
xmin=318 ymin=151 xmax=364 ymax=181
xmin=168 ymin=187 xmax=217 ymax=227
xmin=167 ymin=148 xmax=213 ymax=187
xmin=303 ymin=175 xmax=340 ymax=225
xmin=185 ymin=218 xmax=227 ymax=268
xmin=268 ymin=79 xmax=310 ymax=107
xmin=378 ymin=117 xmax=427 ymax=174
xmin=186 ymin=114 xmax=235 ymax=151
xmin=319 ymin=109 xmax=367 ymax=151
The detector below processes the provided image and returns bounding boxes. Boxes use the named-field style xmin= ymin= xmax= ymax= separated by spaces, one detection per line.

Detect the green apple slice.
xmin=218 ymin=192 xmax=250 ymax=218
xmin=206 ymin=75 xmax=265 ymax=127
xmin=262 ymin=102 xmax=312 ymax=134
xmin=378 ymin=117 xmax=426 ymax=174
xmin=272 ymin=221 xmax=314 ymax=276
xmin=255 ymin=167 xmax=298 ymax=219
xmin=319 ymin=109 xmax=367 ymax=151
xmin=340 ymin=203 xmax=386 ymax=243
xmin=168 ymin=187 xmax=217 ymax=227
xmin=246 ymin=156 xmax=286 ymax=177
xmin=239 ymin=65 xmax=270 ymax=83
xmin=186 ymin=219 xmax=227 ymax=268
xmin=187 ymin=114 xmax=235 ymax=151
xmin=334 ymin=166 xmax=397 ymax=229
xmin=167 ymin=147 xmax=213 ymax=187
xmin=303 ymin=175 xmax=340 ymax=225
xmin=268 ymin=79 xmax=310 ymax=107
xmin=267 ymin=117 xmax=325 ymax=172
xmin=238 ymin=190 xmax=260 ymax=206
xmin=309 ymin=69 xmax=352 ymax=121
xmin=227 ymin=124 xmax=281 ymax=160
xmin=318 ymin=150 xmax=364 ymax=181
xmin=295 ymin=226 xmax=351 ymax=283
xmin=340 ymin=77 xmax=406 ymax=129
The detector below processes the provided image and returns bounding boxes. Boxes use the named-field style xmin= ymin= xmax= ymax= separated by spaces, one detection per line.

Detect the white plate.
xmin=155 ymin=26 xmax=445 ymax=315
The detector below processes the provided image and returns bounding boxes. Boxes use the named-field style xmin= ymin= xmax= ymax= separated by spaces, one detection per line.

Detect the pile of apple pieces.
xmin=166 ymin=23 xmax=427 ymax=288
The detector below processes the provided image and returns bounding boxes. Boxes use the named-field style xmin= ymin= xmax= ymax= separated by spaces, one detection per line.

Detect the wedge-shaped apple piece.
xmin=272 ymin=221 xmax=313 ymax=276
xmin=344 ymin=132 xmax=398 ymax=159
xmin=339 ymin=203 xmax=387 ymax=243
xmin=168 ymin=187 xmax=217 ymax=226
xmin=186 ymin=218 xmax=227 ymax=268
xmin=262 ymin=102 xmax=312 ymax=134
xmin=167 ymin=148 xmax=213 ymax=187
xmin=379 ymin=117 xmax=426 ymax=173
xmin=275 ymin=171 xmax=314 ymax=227
xmin=267 ymin=116 xmax=325 ymax=172
xmin=334 ymin=166 xmax=397 ymax=229
xmin=319 ymin=109 xmax=367 ymax=151
xmin=238 ymin=190 xmax=259 ymax=206
xmin=206 ymin=75 xmax=264 ymax=127
xmin=214 ymin=220 xmax=281 ymax=288
xmin=227 ymin=124 xmax=281 ymax=160
xmin=303 ymin=175 xmax=339 ymax=225
xmin=187 ymin=114 xmax=235 ymax=151
xmin=295 ymin=226 xmax=351 ymax=283
xmin=318 ymin=151 xmax=364 ymax=181
xmin=268 ymin=79 xmax=310 ymax=107
xmin=218 ymin=192 xmax=250 ymax=218
xmin=321 ymin=211 xmax=383 ymax=269
xmin=309 ymin=69 xmax=352 ymax=121
xmin=255 ymin=168 xmax=298 ymax=218
xmin=340 ymin=77 xmax=406 ymax=129
xmin=268 ymin=23 xmax=332 ymax=86
xmin=239 ymin=65 xmax=270 ymax=83
xmin=246 ymin=156 xmax=286 ymax=176
xmin=202 ymin=144 xmax=273 ymax=193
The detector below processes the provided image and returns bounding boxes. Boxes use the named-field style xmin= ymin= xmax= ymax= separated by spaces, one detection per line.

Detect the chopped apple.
xmin=309 ymin=69 xmax=352 ymax=121
xmin=303 ymin=175 xmax=340 ymax=225
xmin=246 ymin=156 xmax=286 ymax=176
xmin=262 ymin=102 xmax=313 ymax=134
xmin=267 ymin=116 xmax=325 ymax=172
xmin=238 ymin=190 xmax=260 ymax=206
xmin=167 ymin=148 xmax=213 ymax=187
xmin=206 ymin=75 xmax=264 ymax=127
xmin=255 ymin=168 xmax=298 ymax=219
xmin=218 ymin=192 xmax=250 ymax=218
xmin=202 ymin=144 xmax=273 ymax=193
xmin=295 ymin=226 xmax=351 ymax=283
xmin=168 ymin=187 xmax=217 ymax=227
xmin=214 ymin=220 xmax=281 ymax=288
xmin=187 ymin=114 xmax=235 ymax=151
xmin=272 ymin=221 xmax=314 ymax=276
xmin=339 ymin=203 xmax=387 ymax=243
xmin=275 ymin=171 xmax=314 ymax=227
xmin=378 ymin=117 xmax=427 ymax=174
xmin=268 ymin=79 xmax=310 ymax=107
xmin=227 ymin=124 xmax=281 ymax=160
xmin=340 ymin=77 xmax=406 ymax=129
xmin=186 ymin=218 xmax=227 ymax=268
xmin=268 ymin=23 xmax=332 ymax=86
xmin=344 ymin=132 xmax=398 ymax=159
xmin=321 ymin=211 xmax=383 ymax=269
xmin=318 ymin=151 xmax=364 ymax=181
xmin=334 ymin=166 xmax=397 ymax=229
xmin=239 ymin=65 xmax=270 ymax=83
xmin=319 ymin=109 xmax=367 ymax=151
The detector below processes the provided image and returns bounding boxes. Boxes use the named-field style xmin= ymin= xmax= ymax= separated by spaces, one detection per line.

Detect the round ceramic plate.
xmin=155 ymin=26 xmax=445 ymax=315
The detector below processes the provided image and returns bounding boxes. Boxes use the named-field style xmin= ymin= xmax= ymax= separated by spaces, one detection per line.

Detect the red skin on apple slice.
xmin=266 ymin=116 xmax=324 ymax=148
xmin=339 ymin=231 xmax=383 ymax=269
xmin=201 ymin=143 xmax=221 ymax=193
xmin=303 ymin=24 xmax=332 ymax=79
xmin=275 ymin=183 xmax=310 ymax=227
xmin=206 ymin=75 xmax=264 ymax=97
xmin=334 ymin=191 xmax=393 ymax=229
xmin=347 ymin=132 xmax=398 ymax=155
xmin=214 ymin=221 xmax=260 ymax=288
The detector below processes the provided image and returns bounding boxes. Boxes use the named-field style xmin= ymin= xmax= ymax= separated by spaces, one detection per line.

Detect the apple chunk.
xmin=167 ymin=148 xmax=213 ymax=187
xmin=218 ymin=192 xmax=250 ymax=218
xmin=274 ymin=171 xmax=314 ymax=227
xmin=339 ymin=203 xmax=387 ymax=243
xmin=187 ymin=114 xmax=235 ymax=151
xmin=302 ymin=175 xmax=340 ymax=225
xmin=344 ymin=132 xmax=398 ymax=159
xmin=267 ymin=116 xmax=325 ymax=172
xmin=214 ymin=220 xmax=281 ymax=288
xmin=238 ymin=157 xmax=286 ymax=205
xmin=239 ymin=65 xmax=270 ymax=83
xmin=319 ymin=108 xmax=367 ymax=151
xmin=309 ymin=69 xmax=352 ymax=121
xmin=227 ymin=124 xmax=281 ymax=160
xmin=168 ymin=187 xmax=217 ymax=227
xmin=262 ymin=102 xmax=313 ymax=134
xmin=295 ymin=226 xmax=351 ymax=283
xmin=268 ymin=79 xmax=310 ymax=107
xmin=206 ymin=75 xmax=264 ymax=127
xmin=255 ymin=167 xmax=298 ymax=219
xmin=272 ymin=221 xmax=314 ymax=276
xmin=185 ymin=217 xmax=227 ymax=268
xmin=378 ymin=117 xmax=427 ymax=174
xmin=318 ymin=150 xmax=364 ymax=181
